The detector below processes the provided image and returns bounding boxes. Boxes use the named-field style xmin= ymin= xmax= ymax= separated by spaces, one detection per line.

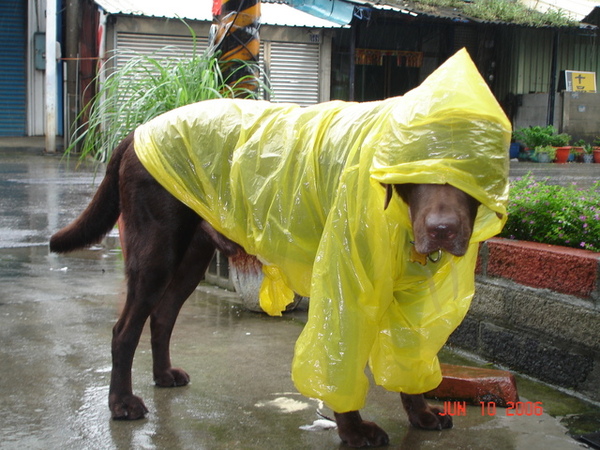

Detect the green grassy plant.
xmin=501 ymin=174 xmax=600 ymax=252
xmin=407 ymin=0 xmax=577 ymax=27
xmin=68 ymin=36 xmax=263 ymax=162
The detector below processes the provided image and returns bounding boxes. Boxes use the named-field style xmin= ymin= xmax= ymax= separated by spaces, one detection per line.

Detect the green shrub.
xmin=501 ymin=174 xmax=600 ymax=252
xmin=512 ymin=125 xmax=570 ymax=149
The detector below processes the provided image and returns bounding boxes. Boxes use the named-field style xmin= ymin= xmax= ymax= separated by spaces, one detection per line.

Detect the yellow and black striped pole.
xmin=211 ymin=0 xmax=268 ymax=311
xmin=211 ymin=0 xmax=261 ymax=94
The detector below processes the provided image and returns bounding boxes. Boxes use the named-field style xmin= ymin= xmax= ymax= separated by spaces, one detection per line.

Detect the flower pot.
xmin=583 ymin=153 xmax=594 ymax=163
xmin=555 ymin=146 xmax=571 ymax=164
xmin=519 ymin=148 xmax=533 ymax=161
xmin=537 ymin=153 xmax=551 ymax=163
xmin=571 ymin=147 xmax=584 ymax=162
xmin=509 ymin=142 xmax=520 ymax=159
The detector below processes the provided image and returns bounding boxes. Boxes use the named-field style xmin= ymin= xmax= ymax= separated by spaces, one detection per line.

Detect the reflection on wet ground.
xmin=0 ymin=146 xmax=594 ymax=449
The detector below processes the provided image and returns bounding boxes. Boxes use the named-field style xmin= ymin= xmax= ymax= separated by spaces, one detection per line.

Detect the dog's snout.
xmin=425 ymin=216 xmax=459 ymax=241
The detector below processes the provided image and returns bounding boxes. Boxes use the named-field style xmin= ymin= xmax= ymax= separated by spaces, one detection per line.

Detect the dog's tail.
xmin=49 ymin=133 xmax=133 ymax=253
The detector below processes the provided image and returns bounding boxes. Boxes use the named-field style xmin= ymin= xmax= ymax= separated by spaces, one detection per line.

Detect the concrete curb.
xmin=450 ymin=237 xmax=600 ymax=404
xmin=478 ymin=237 xmax=600 ymax=300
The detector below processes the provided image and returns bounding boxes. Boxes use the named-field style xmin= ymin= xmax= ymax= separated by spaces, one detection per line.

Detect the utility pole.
xmin=45 ymin=0 xmax=57 ymax=153
xmin=64 ymin=0 xmax=80 ymax=149
xmin=211 ymin=0 xmax=261 ymax=94
xmin=210 ymin=0 xmax=268 ymax=311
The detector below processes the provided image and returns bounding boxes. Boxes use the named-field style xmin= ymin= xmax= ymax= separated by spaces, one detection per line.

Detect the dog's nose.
xmin=425 ymin=216 xmax=459 ymax=242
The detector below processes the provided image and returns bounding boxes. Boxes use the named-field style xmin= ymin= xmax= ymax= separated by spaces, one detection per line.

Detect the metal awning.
xmin=95 ymin=0 xmax=346 ymax=28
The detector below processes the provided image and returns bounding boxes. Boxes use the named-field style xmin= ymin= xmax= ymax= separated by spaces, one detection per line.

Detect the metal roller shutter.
xmin=0 ymin=0 xmax=27 ymax=136
xmin=115 ymin=33 xmax=210 ymax=68
xmin=266 ymin=41 xmax=320 ymax=106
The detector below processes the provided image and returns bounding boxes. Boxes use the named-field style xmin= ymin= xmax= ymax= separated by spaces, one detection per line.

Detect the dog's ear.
xmin=383 ymin=184 xmax=393 ymax=210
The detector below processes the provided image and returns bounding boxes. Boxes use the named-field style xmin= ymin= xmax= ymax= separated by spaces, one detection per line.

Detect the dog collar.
xmin=409 ymin=242 xmax=442 ymax=265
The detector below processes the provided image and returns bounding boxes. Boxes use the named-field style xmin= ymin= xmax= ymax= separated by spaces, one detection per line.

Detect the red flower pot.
xmin=555 ymin=146 xmax=571 ymax=164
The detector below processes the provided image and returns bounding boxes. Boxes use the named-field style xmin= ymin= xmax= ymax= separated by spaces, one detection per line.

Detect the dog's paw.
xmin=427 ymin=405 xmax=453 ymax=429
xmin=335 ymin=411 xmax=390 ymax=448
xmin=408 ymin=405 xmax=453 ymax=431
xmin=400 ymin=393 xmax=453 ymax=431
xmin=154 ymin=367 xmax=190 ymax=387
xmin=110 ymin=394 xmax=149 ymax=420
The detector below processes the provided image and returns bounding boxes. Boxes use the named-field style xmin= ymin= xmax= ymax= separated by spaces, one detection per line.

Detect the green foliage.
xmin=549 ymin=132 xmax=571 ymax=147
xmin=533 ymin=145 xmax=556 ymax=160
xmin=513 ymin=125 xmax=570 ymax=149
xmin=68 ymin=36 xmax=263 ymax=162
xmin=582 ymin=143 xmax=594 ymax=154
xmin=501 ymin=174 xmax=600 ymax=252
xmin=407 ymin=0 xmax=577 ymax=27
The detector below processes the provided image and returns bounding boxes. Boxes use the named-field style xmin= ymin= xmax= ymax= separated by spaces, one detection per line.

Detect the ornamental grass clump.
xmin=68 ymin=29 xmax=263 ymax=162
xmin=501 ymin=174 xmax=600 ymax=252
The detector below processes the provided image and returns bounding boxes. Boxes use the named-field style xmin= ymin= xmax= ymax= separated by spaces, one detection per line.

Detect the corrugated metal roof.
xmin=349 ymin=0 xmax=467 ymax=22
xmin=95 ymin=0 xmax=346 ymax=28
xmin=349 ymin=0 xmax=599 ymax=27
xmin=96 ymin=0 xmax=600 ymax=29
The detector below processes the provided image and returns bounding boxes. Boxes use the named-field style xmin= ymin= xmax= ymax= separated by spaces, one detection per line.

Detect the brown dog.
xmin=50 ymin=132 xmax=479 ymax=447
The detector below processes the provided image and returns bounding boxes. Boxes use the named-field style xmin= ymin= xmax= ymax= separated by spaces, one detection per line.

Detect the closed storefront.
xmin=0 ymin=0 xmax=27 ymax=136
xmin=112 ymin=28 xmax=325 ymax=106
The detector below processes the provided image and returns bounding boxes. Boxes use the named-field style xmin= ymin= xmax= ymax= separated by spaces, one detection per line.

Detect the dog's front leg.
xmin=334 ymin=411 xmax=389 ymax=448
xmin=400 ymin=393 xmax=453 ymax=430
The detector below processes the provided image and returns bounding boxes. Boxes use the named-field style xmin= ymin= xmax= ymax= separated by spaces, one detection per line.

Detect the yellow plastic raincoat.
xmin=134 ymin=49 xmax=511 ymax=413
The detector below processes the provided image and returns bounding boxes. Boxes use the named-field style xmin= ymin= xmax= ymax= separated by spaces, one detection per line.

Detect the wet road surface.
xmin=0 ymin=143 xmax=594 ymax=449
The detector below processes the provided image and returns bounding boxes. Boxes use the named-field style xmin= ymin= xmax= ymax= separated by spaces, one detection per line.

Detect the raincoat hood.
xmin=369 ymin=49 xmax=511 ymax=242
xmin=134 ymin=49 xmax=511 ymax=413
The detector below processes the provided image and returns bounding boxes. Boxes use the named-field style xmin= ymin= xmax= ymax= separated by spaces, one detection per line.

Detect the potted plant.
xmin=582 ymin=143 xmax=594 ymax=163
xmin=594 ymin=137 xmax=600 ymax=163
xmin=512 ymin=126 xmax=571 ymax=162
xmin=571 ymin=139 xmax=586 ymax=162
xmin=533 ymin=145 xmax=556 ymax=163
xmin=513 ymin=125 xmax=554 ymax=149
xmin=550 ymin=132 xmax=572 ymax=163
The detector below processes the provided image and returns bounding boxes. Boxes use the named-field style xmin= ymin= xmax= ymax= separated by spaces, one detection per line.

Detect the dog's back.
xmin=132 ymin=98 xmax=392 ymax=296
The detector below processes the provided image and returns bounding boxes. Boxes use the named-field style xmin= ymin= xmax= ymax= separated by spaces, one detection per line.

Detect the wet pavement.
xmin=1 ymin=140 xmax=598 ymax=449
xmin=509 ymin=161 xmax=600 ymax=188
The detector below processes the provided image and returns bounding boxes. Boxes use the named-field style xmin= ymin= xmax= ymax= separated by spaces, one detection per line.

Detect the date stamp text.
xmin=439 ymin=401 xmax=544 ymax=417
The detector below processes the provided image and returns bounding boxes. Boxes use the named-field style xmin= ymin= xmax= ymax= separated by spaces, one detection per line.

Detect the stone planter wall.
xmin=449 ymin=237 xmax=600 ymax=403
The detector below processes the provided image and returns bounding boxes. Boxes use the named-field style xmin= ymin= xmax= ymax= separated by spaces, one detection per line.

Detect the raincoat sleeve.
xmin=292 ymin=167 xmax=398 ymax=412
xmin=369 ymin=245 xmax=479 ymax=394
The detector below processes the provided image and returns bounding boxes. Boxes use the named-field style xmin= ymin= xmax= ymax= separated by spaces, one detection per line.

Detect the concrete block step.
xmin=425 ymin=363 xmax=519 ymax=407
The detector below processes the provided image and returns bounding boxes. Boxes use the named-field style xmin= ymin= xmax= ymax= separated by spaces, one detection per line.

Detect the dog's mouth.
xmin=413 ymin=238 xmax=469 ymax=259
xmin=414 ymin=222 xmax=472 ymax=257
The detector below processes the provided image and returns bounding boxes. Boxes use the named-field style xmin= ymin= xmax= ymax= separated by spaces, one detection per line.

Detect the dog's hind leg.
xmin=109 ymin=148 xmax=211 ymax=420
xmin=150 ymin=221 xmax=216 ymax=388
xmin=109 ymin=227 xmax=179 ymax=419
xmin=110 ymin=204 xmax=210 ymax=419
